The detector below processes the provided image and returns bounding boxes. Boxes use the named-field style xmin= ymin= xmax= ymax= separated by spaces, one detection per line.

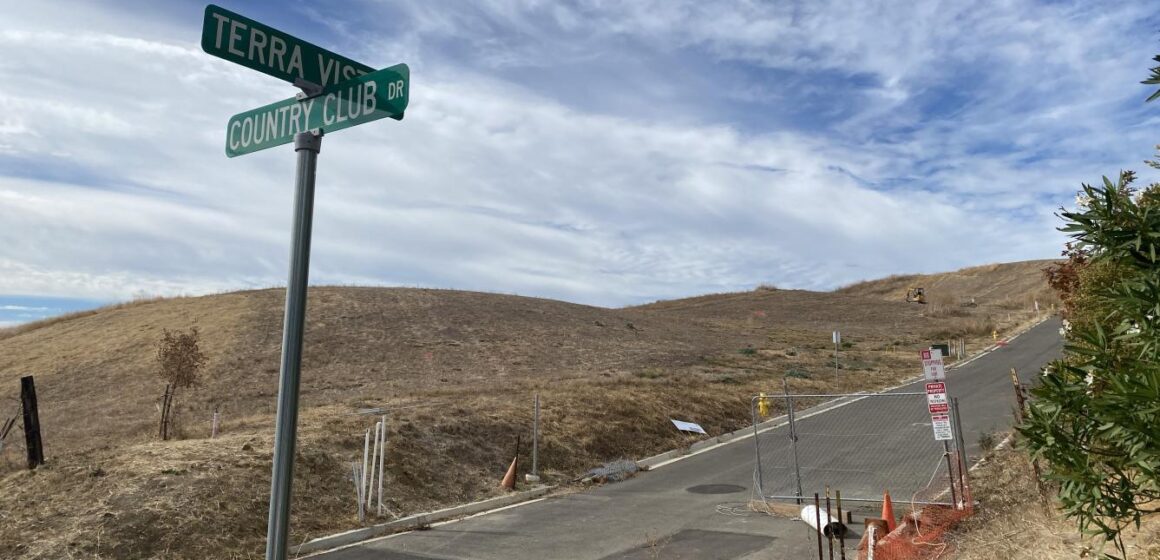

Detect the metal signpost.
xmin=200 ymin=5 xmax=409 ymax=559
xmin=920 ymin=350 xmax=957 ymax=506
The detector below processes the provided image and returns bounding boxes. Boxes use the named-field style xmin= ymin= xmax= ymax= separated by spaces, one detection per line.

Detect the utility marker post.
xmin=266 ymin=131 xmax=322 ymax=560
xmin=532 ymin=393 xmax=539 ymax=477
xmin=832 ymin=331 xmax=840 ymax=375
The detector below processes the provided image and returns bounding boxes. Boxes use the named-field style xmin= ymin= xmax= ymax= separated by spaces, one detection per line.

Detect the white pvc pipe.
xmin=377 ymin=414 xmax=386 ymax=514
xmin=368 ymin=422 xmax=381 ymax=509
xmin=352 ymin=462 xmax=364 ymax=523
xmin=360 ymin=429 xmax=370 ymax=518
xmin=801 ymin=505 xmax=847 ymax=537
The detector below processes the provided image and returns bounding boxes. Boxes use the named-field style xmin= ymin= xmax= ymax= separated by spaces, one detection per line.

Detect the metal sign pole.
xmin=265 ymin=131 xmax=323 ymax=560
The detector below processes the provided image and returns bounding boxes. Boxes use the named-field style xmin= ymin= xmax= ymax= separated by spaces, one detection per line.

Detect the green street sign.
xmin=225 ymin=64 xmax=409 ymax=157
xmin=202 ymin=4 xmax=373 ymax=89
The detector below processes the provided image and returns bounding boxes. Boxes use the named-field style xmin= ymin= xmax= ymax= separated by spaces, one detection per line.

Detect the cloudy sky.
xmin=2 ymin=0 xmax=1159 ymax=324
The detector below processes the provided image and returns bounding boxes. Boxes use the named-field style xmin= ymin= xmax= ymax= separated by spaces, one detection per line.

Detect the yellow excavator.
xmin=906 ymin=287 xmax=927 ymax=304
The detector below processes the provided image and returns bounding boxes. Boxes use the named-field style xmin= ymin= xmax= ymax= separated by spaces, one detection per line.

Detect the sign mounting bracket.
xmin=294 ymin=78 xmax=324 ymax=100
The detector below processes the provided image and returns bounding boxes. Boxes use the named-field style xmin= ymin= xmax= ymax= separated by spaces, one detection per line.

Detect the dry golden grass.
xmin=0 ymin=262 xmax=1055 ymax=559
xmin=950 ymin=439 xmax=1160 ymax=560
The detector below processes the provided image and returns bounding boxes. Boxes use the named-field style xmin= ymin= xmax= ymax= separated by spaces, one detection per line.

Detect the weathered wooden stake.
xmin=20 ymin=376 xmax=44 ymax=469
xmin=159 ymin=383 xmax=175 ymax=440
xmin=1009 ymin=367 xmax=1026 ymax=423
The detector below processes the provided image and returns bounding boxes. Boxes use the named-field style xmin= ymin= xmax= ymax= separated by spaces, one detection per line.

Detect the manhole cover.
xmin=686 ymin=484 xmax=746 ymax=495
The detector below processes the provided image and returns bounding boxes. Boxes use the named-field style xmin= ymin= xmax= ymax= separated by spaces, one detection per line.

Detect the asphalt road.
xmin=314 ymin=318 xmax=1063 ymax=560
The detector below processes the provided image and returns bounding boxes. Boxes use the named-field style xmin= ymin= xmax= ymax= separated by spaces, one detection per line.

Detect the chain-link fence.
xmin=751 ymin=390 xmax=968 ymax=507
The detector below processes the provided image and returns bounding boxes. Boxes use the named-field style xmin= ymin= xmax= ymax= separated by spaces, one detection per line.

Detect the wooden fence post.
xmin=159 ymin=383 xmax=174 ymax=440
xmin=20 ymin=376 xmax=44 ymax=469
xmin=1009 ymin=368 xmax=1026 ymax=423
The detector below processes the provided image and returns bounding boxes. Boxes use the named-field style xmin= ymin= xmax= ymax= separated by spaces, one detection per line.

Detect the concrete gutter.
xmin=296 ymin=485 xmax=554 ymax=557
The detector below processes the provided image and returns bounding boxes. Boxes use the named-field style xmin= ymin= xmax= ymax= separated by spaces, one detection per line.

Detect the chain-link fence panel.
xmin=752 ymin=391 xmax=962 ymax=506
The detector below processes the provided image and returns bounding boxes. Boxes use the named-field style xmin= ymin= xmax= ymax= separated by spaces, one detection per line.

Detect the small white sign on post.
xmin=931 ymin=414 xmax=954 ymax=440
xmin=920 ymin=349 xmax=946 ymax=381
xmin=833 ymin=331 xmax=841 ymax=345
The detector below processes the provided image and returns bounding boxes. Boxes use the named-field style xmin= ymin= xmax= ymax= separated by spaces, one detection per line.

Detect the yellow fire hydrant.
xmin=758 ymin=392 xmax=770 ymax=419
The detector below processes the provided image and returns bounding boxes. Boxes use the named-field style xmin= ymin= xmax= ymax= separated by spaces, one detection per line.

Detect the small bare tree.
xmin=157 ymin=327 xmax=206 ymax=440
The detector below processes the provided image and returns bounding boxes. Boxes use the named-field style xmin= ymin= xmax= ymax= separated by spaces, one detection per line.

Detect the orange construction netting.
xmin=856 ymin=505 xmax=973 ymax=560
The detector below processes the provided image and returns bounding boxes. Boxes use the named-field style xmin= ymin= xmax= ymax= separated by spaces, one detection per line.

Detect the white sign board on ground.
xmin=833 ymin=331 xmax=841 ymax=344
xmin=671 ymin=419 xmax=707 ymax=435
xmin=930 ymin=414 xmax=954 ymax=440
xmin=920 ymin=349 xmax=946 ymax=380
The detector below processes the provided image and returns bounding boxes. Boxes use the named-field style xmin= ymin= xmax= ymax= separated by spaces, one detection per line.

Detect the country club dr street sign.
xmin=200 ymin=4 xmax=409 ymax=157
xmin=202 ymin=4 xmax=374 ymax=90
xmin=224 ymin=64 xmax=409 ymax=157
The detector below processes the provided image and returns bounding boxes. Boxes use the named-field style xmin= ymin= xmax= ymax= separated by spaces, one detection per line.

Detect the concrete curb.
xmin=296 ymin=485 xmax=554 ymax=557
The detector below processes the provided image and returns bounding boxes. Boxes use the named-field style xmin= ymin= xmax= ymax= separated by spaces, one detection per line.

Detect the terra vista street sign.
xmin=201 ymin=3 xmax=409 ymax=157
xmin=203 ymin=4 xmax=374 ymax=89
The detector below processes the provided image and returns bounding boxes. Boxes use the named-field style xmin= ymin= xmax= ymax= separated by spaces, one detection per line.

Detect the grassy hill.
xmin=0 ymin=261 xmax=1057 ymax=559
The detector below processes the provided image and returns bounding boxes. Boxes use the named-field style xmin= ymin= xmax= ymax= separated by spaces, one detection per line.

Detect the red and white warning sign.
xmin=920 ymin=349 xmax=946 ymax=381
xmin=930 ymin=414 xmax=954 ymax=441
xmin=926 ymin=382 xmax=948 ymax=405
xmin=924 ymin=381 xmax=953 ymax=439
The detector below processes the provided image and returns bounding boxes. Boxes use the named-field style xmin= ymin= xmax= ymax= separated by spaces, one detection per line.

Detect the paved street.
xmin=315 ymin=319 xmax=1063 ymax=559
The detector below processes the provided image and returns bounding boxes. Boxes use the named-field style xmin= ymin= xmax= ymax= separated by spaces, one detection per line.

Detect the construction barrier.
xmin=751 ymin=391 xmax=969 ymax=506
xmin=857 ymin=504 xmax=973 ymax=560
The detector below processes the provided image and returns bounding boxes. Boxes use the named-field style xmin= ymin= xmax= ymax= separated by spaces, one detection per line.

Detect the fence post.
xmin=751 ymin=396 xmax=764 ymax=497
xmin=942 ymin=441 xmax=958 ymax=507
xmin=784 ymin=379 xmax=804 ymax=503
xmin=20 ymin=376 xmax=44 ymax=469
xmin=159 ymin=383 xmax=172 ymax=440
xmin=1009 ymin=367 xmax=1026 ymax=423
xmin=952 ymin=397 xmax=971 ymax=508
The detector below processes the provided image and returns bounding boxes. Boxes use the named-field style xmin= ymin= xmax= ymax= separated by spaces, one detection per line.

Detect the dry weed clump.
xmin=950 ymin=441 xmax=1160 ymax=560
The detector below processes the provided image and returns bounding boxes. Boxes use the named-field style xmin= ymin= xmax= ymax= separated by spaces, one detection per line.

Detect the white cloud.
xmin=0 ymin=1 xmax=1152 ymax=306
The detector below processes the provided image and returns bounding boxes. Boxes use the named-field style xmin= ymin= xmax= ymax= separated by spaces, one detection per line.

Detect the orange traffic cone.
xmin=500 ymin=455 xmax=518 ymax=490
xmin=881 ymin=490 xmax=897 ymax=532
